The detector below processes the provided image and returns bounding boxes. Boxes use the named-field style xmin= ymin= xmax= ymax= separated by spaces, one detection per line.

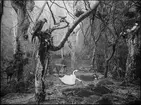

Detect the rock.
xmin=15 ymin=81 xmax=26 ymax=93
xmin=95 ymin=78 xmax=115 ymax=87
xmin=75 ymin=89 xmax=94 ymax=98
xmin=82 ymin=95 xmax=100 ymax=104
xmin=95 ymin=94 xmax=113 ymax=105
xmin=124 ymin=100 xmax=141 ymax=105
xmin=92 ymin=85 xmax=113 ymax=96
xmin=62 ymin=87 xmax=95 ymax=98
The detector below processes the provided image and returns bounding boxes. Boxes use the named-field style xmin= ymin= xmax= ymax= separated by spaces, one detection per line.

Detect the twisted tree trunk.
xmin=34 ymin=1 xmax=100 ymax=103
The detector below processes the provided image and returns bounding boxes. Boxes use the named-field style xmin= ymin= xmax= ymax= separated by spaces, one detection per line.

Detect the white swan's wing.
xmin=59 ymin=75 xmax=75 ymax=85
xmin=59 ymin=70 xmax=79 ymax=85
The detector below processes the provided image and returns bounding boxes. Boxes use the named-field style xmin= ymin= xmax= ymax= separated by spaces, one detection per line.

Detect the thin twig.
xmin=49 ymin=0 xmax=75 ymax=19
xmin=62 ymin=0 xmax=75 ymax=19
xmin=46 ymin=1 xmax=57 ymax=25
xmin=35 ymin=1 xmax=46 ymax=23
xmin=26 ymin=10 xmax=34 ymax=25
xmin=50 ymin=1 xmax=100 ymax=51
xmin=51 ymin=22 xmax=69 ymax=32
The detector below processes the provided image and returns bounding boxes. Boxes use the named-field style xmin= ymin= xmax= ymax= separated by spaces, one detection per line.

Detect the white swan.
xmin=59 ymin=70 xmax=82 ymax=85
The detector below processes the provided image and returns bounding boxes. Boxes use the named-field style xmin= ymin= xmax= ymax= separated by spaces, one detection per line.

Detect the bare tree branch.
xmin=62 ymin=0 xmax=75 ymax=19
xmin=30 ymin=1 xmax=46 ymax=36
xmin=97 ymin=16 xmax=115 ymax=39
xmin=83 ymin=0 xmax=91 ymax=10
xmin=26 ymin=10 xmax=34 ymax=24
xmin=49 ymin=0 xmax=55 ymax=8
xmin=50 ymin=1 xmax=100 ymax=51
xmin=35 ymin=1 xmax=46 ymax=23
xmin=105 ymin=32 xmax=119 ymax=62
xmin=46 ymin=1 xmax=57 ymax=25
xmin=105 ymin=42 xmax=116 ymax=64
xmin=51 ymin=21 xmax=69 ymax=32
xmin=11 ymin=0 xmax=20 ymax=13
xmin=79 ymin=23 xmax=90 ymax=45
xmin=112 ymin=4 xmax=119 ymax=37
xmin=95 ymin=27 xmax=103 ymax=43
xmin=49 ymin=0 xmax=75 ymax=19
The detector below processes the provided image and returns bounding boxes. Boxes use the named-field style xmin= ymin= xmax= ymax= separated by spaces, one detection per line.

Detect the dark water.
xmin=77 ymin=75 xmax=94 ymax=81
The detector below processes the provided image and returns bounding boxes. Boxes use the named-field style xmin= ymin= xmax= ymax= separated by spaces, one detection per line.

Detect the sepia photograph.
xmin=0 ymin=0 xmax=141 ymax=104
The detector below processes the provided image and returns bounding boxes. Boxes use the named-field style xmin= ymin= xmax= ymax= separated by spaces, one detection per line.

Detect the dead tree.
xmin=33 ymin=1 xmax=100 ymax=103
xmin=117 ymin=1 xmax=141 ymax=82
xmin=96 ymin=1 xmax=128 ymax=78
xmin=124 ymin=21 xmax=140 ymax=82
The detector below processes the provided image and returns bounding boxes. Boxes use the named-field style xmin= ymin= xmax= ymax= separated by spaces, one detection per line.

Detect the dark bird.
xmin=31 ymin=18 xmax=47 ymax=42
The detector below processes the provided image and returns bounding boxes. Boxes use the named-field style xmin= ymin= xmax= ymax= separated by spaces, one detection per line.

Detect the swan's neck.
xmin=73 ymin=70 xmax=78 ymax=75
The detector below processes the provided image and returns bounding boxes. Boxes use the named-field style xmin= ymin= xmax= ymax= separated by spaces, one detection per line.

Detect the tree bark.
xmin=91 ymin=20 xmax=97 ymax=73
xmin=34 ymin=50 xmax=46 ymax=103
xmin=104 ymin=44 xmax=116 ymax=78
xmin=71 ymin=45 xmax=76 ymax=69
xmin=61 ymin=47 xmax=64 ymax=60
xmin=11 ymin=0 xmax=34 ymax=81
xmin=0 ymin=0 xmax=4 ymax=24
xmin=11 ymin=8 xmax=17 ymax=54
xmin=125 ymin=28 xmax=141 ymax=82
xmin=91 ymin=46 xmax=97 ymax=70
xmin=35 ymin=1 xmax=46 ymax=23
xmin=91 ymin=19 xmax=102 ymax=73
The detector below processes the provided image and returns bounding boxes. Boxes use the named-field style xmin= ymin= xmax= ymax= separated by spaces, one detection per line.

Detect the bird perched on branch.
xmin=31 ymin=18 xmax=47 ymax=42
xmin=59 ymin=16 xmax=67 ymax=22
xmin=59 ymin=70 xmax=82 ymax=85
